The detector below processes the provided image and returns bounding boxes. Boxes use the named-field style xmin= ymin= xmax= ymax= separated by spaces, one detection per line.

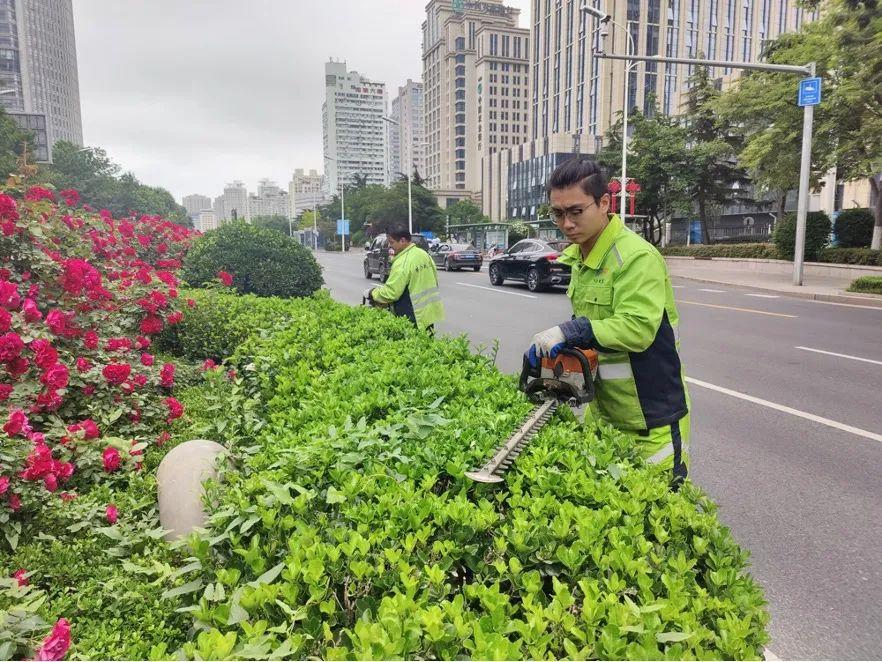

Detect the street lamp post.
xmin=323 ymin=155 xmax=346 ymax=252
xmin=581 ymin=2 xmax=817 ymax=286
xmin=581 ymin=5 xmax=635 ymax=224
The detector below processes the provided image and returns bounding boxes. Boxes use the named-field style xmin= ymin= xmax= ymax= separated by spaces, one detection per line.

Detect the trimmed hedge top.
xmin=158 ymin=291 xmax=769 ymax=660
xmin=183 ymin=222 xmax=324 ymax=298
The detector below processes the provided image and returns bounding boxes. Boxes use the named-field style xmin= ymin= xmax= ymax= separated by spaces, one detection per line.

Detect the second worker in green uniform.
xmin=364 ymin=224 xmax=445 ymax=333
xmin=526 ymin=158 xmax=690 ymax=487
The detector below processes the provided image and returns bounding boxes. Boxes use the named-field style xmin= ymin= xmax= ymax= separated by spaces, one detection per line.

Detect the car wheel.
xmin=527 ymin=267 xmax=542 ymax=292
xmin=472 ymin=265 xmax=481 ymax=272
xmin=489 ymin=263 xmax=504 ymax=286
xmin=363 ymin=261 xmax=373 ymax=279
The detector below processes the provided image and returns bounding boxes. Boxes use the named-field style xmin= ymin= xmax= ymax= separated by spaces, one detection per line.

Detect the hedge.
xmin=833 ymin=209 xmax=874 ymax=248
xmin=660 ymin=244 xmax=780 ymax=259
xmin=816 ymin=247 xmax=882 ymax=266
xmin=156 ymin=291 xmax=769 ymax=660
xmin=183 ymin=222 xmax=324 ymax=298
xmin=847 ymin=276 xmax=882 ymax=295
xmin=773 ymin=211 xmax=832 ymax=261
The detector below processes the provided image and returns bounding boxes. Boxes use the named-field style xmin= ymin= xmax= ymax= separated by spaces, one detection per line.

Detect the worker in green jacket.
xmin=364 ymin=224 xmax=444 ymax=333
xmin=526 ymin=158 xmax=690 ymax=487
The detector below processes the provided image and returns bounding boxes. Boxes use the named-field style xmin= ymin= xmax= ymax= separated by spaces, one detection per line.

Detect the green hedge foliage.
xmin=660 ymin=244 xmax=780 ymax=259
xmin=847 ymin=276 xmax=882 ymax=294
xmin=773 ymin=211 xmax=832 ymax=261
xmin=816 ymin=247 xmax=882 ymax=266
xmin=158 ymin=292 xmax=769 ymax=660
xmin=183 ymin=222 xmax=324 ymax=297
xmin=833 ymin=208 xmax=874 ymax=248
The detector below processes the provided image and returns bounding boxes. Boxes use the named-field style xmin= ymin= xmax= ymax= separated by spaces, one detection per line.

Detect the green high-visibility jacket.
xmin=557 ymin=215 xmax=688 ymax=431
xmin=370 ymin=243 xmax=444 ymax=330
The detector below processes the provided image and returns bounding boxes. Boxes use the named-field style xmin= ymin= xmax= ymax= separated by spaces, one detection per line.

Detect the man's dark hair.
xmin=546 ymin=158 xmax=608 ymax=201
xmin=387 ymin=224 xmax=411 ymax=241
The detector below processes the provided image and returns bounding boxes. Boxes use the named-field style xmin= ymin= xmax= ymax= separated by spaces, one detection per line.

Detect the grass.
xmin=847 ymin=275 xmax=882 ymax=295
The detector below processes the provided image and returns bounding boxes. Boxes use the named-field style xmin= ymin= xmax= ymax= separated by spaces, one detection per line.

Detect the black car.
xmin=363 ymin=233 xmax=430 ymax=281
xmin=430 ymin=243 xmax=483 ymax=271
xmin=488 ymin=239 xmax=572 ymax=291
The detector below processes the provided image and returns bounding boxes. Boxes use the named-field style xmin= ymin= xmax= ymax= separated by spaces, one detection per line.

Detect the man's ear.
xmin=600 ymin=192 xmax=612 ymax=212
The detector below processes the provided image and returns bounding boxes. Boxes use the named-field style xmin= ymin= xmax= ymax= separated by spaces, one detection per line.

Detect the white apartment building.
xmin=422 ymin=0 xmax=529 ymax=207
xmin=388 ymin=79 xmax=426 ymax=182
xmin=182 ymin=194 xmax=212 ymax=220
xmin=247 ymin=179 xmax=289 ymax=220
xmin=0 ymin=0 xmax=83 ymax=158
xmin=288 ymin=168 xmax=325 ymax=218
xmin=196 ymin=209 xmax=218 ymax=233
xmin=218 ymin=181 xmax=248 ymax=222
xmin=322 ymin=60 xmax=389 ymax=196
xmin=481 ymin=0 xmax=816 ymax=221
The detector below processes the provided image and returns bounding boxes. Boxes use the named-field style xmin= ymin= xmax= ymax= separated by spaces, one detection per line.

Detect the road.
xmin=316 ymin=249 xmax=882 ymax=660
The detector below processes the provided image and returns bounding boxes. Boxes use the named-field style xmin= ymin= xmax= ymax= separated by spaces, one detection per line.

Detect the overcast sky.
xmin=72 ymin=0 xmax=530 ymax=203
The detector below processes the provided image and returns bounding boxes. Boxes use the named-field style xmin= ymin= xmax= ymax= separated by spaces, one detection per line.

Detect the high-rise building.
xmin=196 ymin=209 xmax=218 ymax=233
xmin=213 ymin=195 xmax=225 ymax=224
xmin=219 ymin=181 xmax=248 ymax=222
xmin=182 ymin=194 xmax=212 ymax=221
xmin=0 ymin=0 xmax=83 ymax=157
xmin=247 ymin=179 xmax=289 ymax=220
xmin=421 ymin=0 xmax=529 ymax=207
xmin=322 ymin=60 xmax=388 ymax=196
xmin=389 ymin=80 xmax=426 ymax=183
xmin=387 ymin=96 xmax=401 ymax=183
xmin=482 ymin=0 xmax=817 ymax=221
xmin=288 ymin=168 xmax=324 ymax=218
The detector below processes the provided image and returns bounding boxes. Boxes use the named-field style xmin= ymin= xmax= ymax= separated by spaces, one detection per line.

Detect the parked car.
xmin=363 ymin=232 xmax=430 ymax=281
xmin=430 ymin=243 xmax=483 ymax=271
xmin=488 ymin=239 xmax=572 ymax=291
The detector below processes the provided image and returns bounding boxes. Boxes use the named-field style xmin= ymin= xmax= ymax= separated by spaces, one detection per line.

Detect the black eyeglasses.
xmin=550 ymin=201 xmax=598 ymax=222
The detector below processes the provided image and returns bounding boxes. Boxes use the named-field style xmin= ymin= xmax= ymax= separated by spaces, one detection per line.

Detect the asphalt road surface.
xmin=316 ymin=250 xmax=882 ymax=660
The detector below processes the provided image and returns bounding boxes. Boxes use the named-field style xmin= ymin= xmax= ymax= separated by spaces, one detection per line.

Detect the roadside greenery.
xmin=660 ymin=244 xmax=780 ymax=259
xmin=773 ymin=211 xmax=832 ymax=261
xmin=833 ymin=209 xmax=875 ymax=249
xmin=847 ymin=276 xmax=882 ymax=295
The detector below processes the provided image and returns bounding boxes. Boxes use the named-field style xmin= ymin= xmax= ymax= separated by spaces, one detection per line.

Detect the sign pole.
xmin=793 ymin=64 xmax=818 ymax=286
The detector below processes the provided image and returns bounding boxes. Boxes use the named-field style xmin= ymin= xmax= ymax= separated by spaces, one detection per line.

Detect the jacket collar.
xmin=391 ymin=242 xmax=415 ymax=262
xmin=558 ymin=215 xmax=624 ymax=270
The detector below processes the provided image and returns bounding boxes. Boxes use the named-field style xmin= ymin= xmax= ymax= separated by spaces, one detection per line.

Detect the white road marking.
xmin=456 ymin=282 xmax=538 ymax=299
xmin=672 ymin=285 xmax=686 ymax=289
xmin=678 ymin=300 xmax=798 ymax=318
xmin=805 ymin=298 xmax=882 ymax=311
xmin=744 ymin=293 xmax=780 ymax=299
xmin=764 ymin=648 xmax=781 ymax=661
xmin=698 ymin=288 xmax=727 ymax=293
xmin=686 ymin=377 xmax=882 ymax=443
xmin=796 ymin=346 xmax=882 ymax=366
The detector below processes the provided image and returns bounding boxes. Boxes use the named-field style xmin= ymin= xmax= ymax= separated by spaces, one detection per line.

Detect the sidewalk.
xmin=665 ymin=256 xmax=882 ymax=308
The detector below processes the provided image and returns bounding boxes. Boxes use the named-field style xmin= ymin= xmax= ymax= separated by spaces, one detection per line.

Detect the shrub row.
xmin=847 ymin=276 xmax=882 ymax=295
xmin=661 ymin=243 xmax=882 ymax=266
xmin=153 ymin=291 xmax=770 ymax=660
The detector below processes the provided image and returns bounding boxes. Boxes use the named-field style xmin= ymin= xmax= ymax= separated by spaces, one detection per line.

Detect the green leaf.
xmin=656 ymin=631 xmax=692 ymax=643
xmin=325 ymin=486 xmax=346 ymax=504
xmin=161 ymin=578 xmax=204 ymax=600
xmin=252 ymin=561 xmax=285 ymax=586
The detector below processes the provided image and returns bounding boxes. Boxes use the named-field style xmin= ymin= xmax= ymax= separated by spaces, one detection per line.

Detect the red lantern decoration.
xmin=626 ymin=180 xmax=641 ymax=216
xmin=608 ymin=179 xmax=621 ymax=214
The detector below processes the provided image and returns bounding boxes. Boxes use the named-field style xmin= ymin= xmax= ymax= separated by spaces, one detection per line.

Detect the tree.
xmin=684 ymin=63 xmax=750 ymax=243
xmin=717 ymin=30 xmax=835 ymax=221
xmin=252 ymin=214 xmax=292 ymax=236
xmin=599 ymin=103 xmax=692 ymax=226
xmin=445 ymin=199 xmax=488 ymax=224
xmin=411 ymin=167 xmax=427 ymax=187
xmin=0 ymin=108 xmax=36 ymax=179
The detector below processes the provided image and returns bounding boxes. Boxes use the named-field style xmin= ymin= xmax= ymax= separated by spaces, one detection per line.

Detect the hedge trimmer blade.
xmin=465 ymin=399 xmax=558 ymax=484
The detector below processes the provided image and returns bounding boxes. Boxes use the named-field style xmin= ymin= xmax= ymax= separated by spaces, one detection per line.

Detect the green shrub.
xmin=847 ymin=275 xmax=882 ymax=294
xmin=183 ymin=222 xmax=323 ymax=297
xmin=817 ymin=247 xmax=882 ymax=266
xmin=834 ymin=208 xmax=874 ymax=248
xmin=661 ymin=243 xmax=780 ymax=259
xmin=773 ymin=211 xmax=832 ymax=261
xmin=162 ymin=293 xmax=769 ymax=660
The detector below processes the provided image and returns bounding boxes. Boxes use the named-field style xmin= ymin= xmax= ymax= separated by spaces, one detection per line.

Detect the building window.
xmin=456 ymin=36 xmax=465 ymax=50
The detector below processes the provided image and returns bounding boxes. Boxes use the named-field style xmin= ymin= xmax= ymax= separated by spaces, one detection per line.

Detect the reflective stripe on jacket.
xmin=370 ymin=243 xmax=444 ymax=330
xmin=557 ymin=215 xmax=688 ymax=431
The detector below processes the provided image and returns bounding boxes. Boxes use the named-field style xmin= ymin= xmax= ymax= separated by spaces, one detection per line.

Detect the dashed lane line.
xmin=796 ymin=346 xmax=882 ymax=366
xmin=698 ymin=288 xmax=727 ymax=293
xmin=744 ymin=293 xmax=780 ymax=299
xmin=678 ymin=300 xmax=798 ymax=318
xmin=686 ymin=377 xmax=882 ymax=443
xmin=455 ymin=282 xmax=538 ymax=299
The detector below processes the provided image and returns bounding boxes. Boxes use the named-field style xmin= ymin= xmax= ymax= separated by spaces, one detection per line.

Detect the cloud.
xmin=73 ymin=0 xmax=529 ymax=201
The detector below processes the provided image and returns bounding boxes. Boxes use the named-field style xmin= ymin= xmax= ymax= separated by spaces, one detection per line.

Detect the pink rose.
xmin=3 ymin=409 xmax=28 ymax=437
xmin=0 ymin=307 xmax=10 ymax=332
xmin=140 ymin=352 xmax=154 ymax=367
xmin=24 ymin=186 xmax=55 ymax=203
xmin=165 ymin=396 xmax=184 ymax=422
xmin=102 ymin=447 xmax=121 ymax=472
xmin=83 ymin=331 xmax=99 ymax=349
xmin=31 ymin=339 xmax=59 ymax=370
xmin=0 ymin=383 xmax=11 ymax=401
xmin=22 ymin=299 xmax=42 ymax=322
xmin=0 ymin=280 xmax=21 ymax=309
xmin=13 ymin=568 xmax=27 ymax=586
xmin=102 ymin=363 xmax=131 ymax=385
xmin=40 ymin=363 xmax=69 ymax=390
xmin=159 ymin=363 xmax=175 ymax=388
xmin=75 ymin=357 xmax=91 ymax=373
xmin=35 ymin=618 xmax=71 ymax=661
xmin=105 ymin=504 xmax=118 ymax=524
xmin=0 ymin=332 xmax=24 ymax=362
xmin=59 ymin=189 xmax=80 ymax=206
xmin=217 ymin=271 xmax=234 ymax=287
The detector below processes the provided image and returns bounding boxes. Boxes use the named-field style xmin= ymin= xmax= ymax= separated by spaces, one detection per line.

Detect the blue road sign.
xmin=336 ymin=219 xmax=350 ymax=236
xmin=798 ymin=77 xmax=822 ymax=107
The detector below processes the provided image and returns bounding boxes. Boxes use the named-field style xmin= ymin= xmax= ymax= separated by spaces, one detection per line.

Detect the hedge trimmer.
xmin=465 ymin=348 xmax=599 ymax=484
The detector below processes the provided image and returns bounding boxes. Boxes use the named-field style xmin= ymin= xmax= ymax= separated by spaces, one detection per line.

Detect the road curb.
xmin=671 ymin=274 xmax=882 ymax=309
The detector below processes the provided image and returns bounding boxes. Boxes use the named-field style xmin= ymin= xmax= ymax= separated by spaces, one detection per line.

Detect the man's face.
xmin=549 ymin=185 xmax=611 ymax=247
xmin=388 ymin=236 xmax=409 ymax=253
